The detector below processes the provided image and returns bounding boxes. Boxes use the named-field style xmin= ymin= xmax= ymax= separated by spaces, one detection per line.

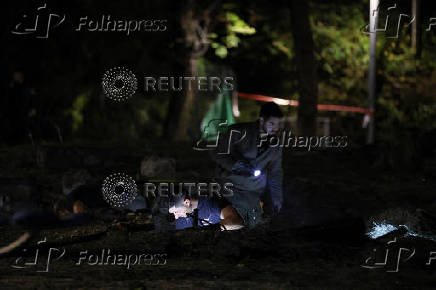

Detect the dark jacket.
xmin=210 ymin=121 xmax=283 ymax=209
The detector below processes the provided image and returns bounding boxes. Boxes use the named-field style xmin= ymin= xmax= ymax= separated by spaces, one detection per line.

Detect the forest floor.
xmin=0 ymin=141 xmax=435 ymax=289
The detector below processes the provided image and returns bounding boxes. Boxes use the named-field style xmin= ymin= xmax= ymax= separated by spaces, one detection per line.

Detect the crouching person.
xmin=169 ymin=195 xmax=244 ymax=231
xmin=210 ymin=102 xmax=284 ymax=227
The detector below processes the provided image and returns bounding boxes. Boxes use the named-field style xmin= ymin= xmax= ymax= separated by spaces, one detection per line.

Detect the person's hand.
xmin=232 ymin=160 xmax=253 ymax=175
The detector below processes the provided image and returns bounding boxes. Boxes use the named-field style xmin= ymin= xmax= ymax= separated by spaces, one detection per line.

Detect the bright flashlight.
xmin=253 ymin=169 xmax=261 ymax=177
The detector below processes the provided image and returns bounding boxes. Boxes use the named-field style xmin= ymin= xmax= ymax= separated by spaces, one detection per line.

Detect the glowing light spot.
xmin=367 ymin=221 xmax=436 ymax=241
xmin=367 ymin=221 xmax=398 ymax=239
xmin=253 ymin=169 xmax=261 ymax=177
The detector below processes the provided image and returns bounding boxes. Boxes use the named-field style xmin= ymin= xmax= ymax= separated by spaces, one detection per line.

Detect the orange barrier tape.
xmin=238 ymin=92 xmax=374 ymax=116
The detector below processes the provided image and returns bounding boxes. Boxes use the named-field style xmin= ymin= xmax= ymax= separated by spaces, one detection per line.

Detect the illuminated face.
xmin=169 ymin=198 xmax=193 ymax=219
xmin=260 ymin=117 xmax=280 ymax=135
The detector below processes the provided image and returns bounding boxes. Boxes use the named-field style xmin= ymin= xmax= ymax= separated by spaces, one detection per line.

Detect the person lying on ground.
xmin=168 ymin=195 xmax=244 ymax=231
xmin=63 ymin=184 xmax=147 ymax=215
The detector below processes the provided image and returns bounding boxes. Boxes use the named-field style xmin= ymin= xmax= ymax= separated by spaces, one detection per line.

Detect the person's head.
xmin=53 ymin=195 xmax=72 ymax=217
xmin=259 ymin=102 xmax=283 ymax=135
xmin=168 ymin=196 xmax=198 ymax=219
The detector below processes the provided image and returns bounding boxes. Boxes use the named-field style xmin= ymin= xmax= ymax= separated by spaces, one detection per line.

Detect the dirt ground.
xmin=0 ymin=142 xmax=435 ymax=289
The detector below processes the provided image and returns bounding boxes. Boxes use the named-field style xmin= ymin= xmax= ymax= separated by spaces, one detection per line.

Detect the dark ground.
xmin=0 ymin=142 xmax=435 ymax=289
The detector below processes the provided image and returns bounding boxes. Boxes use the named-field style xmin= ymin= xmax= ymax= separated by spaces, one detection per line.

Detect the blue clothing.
xmin=175 ymin=197 xmax=222 ymax=230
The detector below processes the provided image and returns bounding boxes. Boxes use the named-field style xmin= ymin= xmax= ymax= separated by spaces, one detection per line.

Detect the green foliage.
xmin=377 ymin=23 xmax=436 ymax=135
xmin=308 ymin=1 xmax=436 ymax=154
xmin=69 ymin=91 xmax=91 ymax=132
xmin=210 ymin=12 xmax=256 ymax=58
xmin=371 ymin=13 xmax=436 ymax=167
xmin=15 ymin=0 xmax=436 ymax=152
xmin=311 ymin=3 xmax=370 ymax=106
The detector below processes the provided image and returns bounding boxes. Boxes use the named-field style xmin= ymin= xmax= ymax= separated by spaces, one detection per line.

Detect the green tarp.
xmin=200 ymin=89 xmax=235 ymax=141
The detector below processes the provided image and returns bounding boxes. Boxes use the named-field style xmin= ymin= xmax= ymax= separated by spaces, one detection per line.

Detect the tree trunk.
xmin=174 ymin=58 xmax=198 ymax=141
xmin=412 ymin=0 xmax=422 ymax=59
xmin=164 ymin=1 xmax=212 ymax=141
xmin=164 ymin=64 xmax=186 ymax=140
xmin=289 ymin=0 xmax=318 ymax=137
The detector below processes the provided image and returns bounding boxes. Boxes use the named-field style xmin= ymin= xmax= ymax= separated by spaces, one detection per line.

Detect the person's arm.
xmin=175 ymin=217 xmax=194 ymax=230
xmin=268 ymin=148 xmax=284 ymax=213
xmin=209 ymin=125 xmax=245 ymax=172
